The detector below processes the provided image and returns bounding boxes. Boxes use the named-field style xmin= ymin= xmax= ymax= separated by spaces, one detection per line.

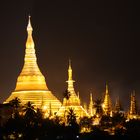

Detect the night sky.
xmin=0 ymin=1 xmax=139 ymax=110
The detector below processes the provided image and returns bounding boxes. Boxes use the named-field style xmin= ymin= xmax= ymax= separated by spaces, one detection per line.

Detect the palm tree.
xmin=94 ymin=98 xmax=103 ymax=116
xmin=124 ymin=119 xmax=140 ymax=136
xmin=79 ymin=116 xmax=93 ymax=132
xmin=22 ymin=102 xmax=37 ymax=139
xmin=9 ymin=97 xmax=21 ymax=118
xmin=9 ymin=97 xmax=21 ymax=109
xmin=67 ymin=108 xmax=77 ymax=126
xmin=23 ymin=101 xmax=36 ymax=126
xmin=35 ymin=108 xmax=43 ymax=121
xmin=63 ymin=89 xmax=71 ymax=100
xmin=66 ymin=108 xmax=79 ymax=137
xmin=63 ymin=89 xmax=71 ymax=122
xmin=3 ymin=98 xmax=24 ymax=139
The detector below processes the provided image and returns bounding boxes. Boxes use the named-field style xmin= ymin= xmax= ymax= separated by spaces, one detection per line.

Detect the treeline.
xmin=1 ymin=97 xmax=140 ymax=140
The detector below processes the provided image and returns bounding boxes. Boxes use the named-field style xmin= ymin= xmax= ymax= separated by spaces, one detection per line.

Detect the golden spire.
xmin=115 ymin=96 xmax=121 ymax=112
xmin=68 ymin=59 xmax=72 ymax=80
xmin=15 ymin=16 xmax=48 ymax=91
xmin=66 ymin=59 xmax=75 ymax=94
xmin=57 ymin=61 xmax=89 ymax=118
xmin=90 ymin=93 xmax=93 ymax=102
xmin=102 ymin=83 xmax=112 ymax=115
xmin=106 ymin=83 xmax=109 ymax=95
xmin=27 ymin=15 xmax=32 ymax=33
xmin=88 ymin=92 xmax=94 ymax=116
xmin=129 ymin=91 xmax=137 ymax=115
xmin=4 ymin=17 xmax=62 ymax=115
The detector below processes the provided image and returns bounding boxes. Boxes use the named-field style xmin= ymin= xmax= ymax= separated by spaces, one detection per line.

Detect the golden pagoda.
xmin=57 ymin=60 xmax=89 ymax=118
xmin=4 ymin=17 xmax=61 ymax=115
xmin=88 ymin=93 xmax=95 ymax=116
xmin=114 ymin=96 xmax=122 ymax=113
xmin=102 ymin=84 xmax=112 ymax=115
xmin=128 ymin=91 xmax=138 ymax=119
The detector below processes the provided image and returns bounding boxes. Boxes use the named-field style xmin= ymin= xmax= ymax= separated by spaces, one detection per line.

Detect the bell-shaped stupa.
xmin=4 ymin=17 xmax=62 ymax=115
xmin=57 ymin=60 xmax=88 ymax=118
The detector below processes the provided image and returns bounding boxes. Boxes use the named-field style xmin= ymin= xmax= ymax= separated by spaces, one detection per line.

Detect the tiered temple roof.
xmin=102 ymin=84 xmax=112 ymax=115
xmin=4 ymin=17 xmax=61 ymax=115
xmin=57 ymin=60 xmax=89 ymax=118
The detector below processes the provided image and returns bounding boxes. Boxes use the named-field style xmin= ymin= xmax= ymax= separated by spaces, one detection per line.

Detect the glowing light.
xmin=57 ymin=60 xmax=88 ymax=118
xmin=4 ymin=17 xmax=62 ymax=115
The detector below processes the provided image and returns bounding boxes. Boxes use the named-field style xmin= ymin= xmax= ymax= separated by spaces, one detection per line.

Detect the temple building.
xmin=127 ymin=91 xmax=138 ymax=120
xmin=4 ymin=17 xmax=61 ymax=116
xmin=57 ymin=60 xmax=89 ymax=118
xmin=102 ymin=84 xmax=112 ymax=116
xmin=114 ymin=96 xmax=122 ymax=113
xmin=88 ymin=93 xmax=96 ymax=117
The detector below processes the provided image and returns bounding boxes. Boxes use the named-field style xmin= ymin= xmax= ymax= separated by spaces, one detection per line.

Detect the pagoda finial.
xmin=88 ymin=92 xmax=94 ymax=116
xmin=69 ymin=58 xmax=71 ymax=69
xmin=90 ymin=92 xmax=93 ymax=102
xmin=106 ymin=83 xmax=109 ymax=95
xmin=68 ymin=59 xmax=72 ymax=80
xmin=27 ymin=15 xmax=33 ymax=33
xmin=66 ymin=59 xmax=75 ymax=94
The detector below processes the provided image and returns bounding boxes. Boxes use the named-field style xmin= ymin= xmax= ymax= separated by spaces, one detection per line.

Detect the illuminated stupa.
xmin=88 ymin=93 xmax=96 ymax=117
xmin=57 ymin=60 xmax=88 ymax=118
xmin=102 ymin=84 xmax=112 ymax=115
xmin=4 ymin=17 xmax=61 ymax=115
xmin=128 ymin=91 xmax=138 ymax=119
xmin=114 ymin=96 xmax=122 ymax=113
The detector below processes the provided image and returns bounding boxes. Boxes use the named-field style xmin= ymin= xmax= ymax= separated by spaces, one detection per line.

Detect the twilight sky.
xmin=0 ymin=1 xmax=139 ymax=110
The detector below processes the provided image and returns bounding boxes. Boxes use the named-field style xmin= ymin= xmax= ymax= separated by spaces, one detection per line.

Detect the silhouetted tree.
xmin=112 ymin=112 xmax=125 ymax=126
xmin=124 ymin=119 xmax=140 ymax=136
xmin=65 ymin=108 xmax=79 ymax=139
xmin=22 ymin=102 xmax=36 ymax=139
xmin=91 ymin=125 xmax=109 ymax=136
xmin=9 ymin=97 xmax=21 ymax=118
xmin=63 ymin=89 xmax=71 ymax=100
xmin=23 ymin=101 xmax=36 ymax=125
xmin=112 ymin=112 xmax=126 ymax=135
xmin=67 ymin=108 xmax=77 ymax=126
xmin=63 ymin=89 xmax=71 ymax=122
xmin=100 ymin=115 xmax=112 ymax=129
xmin=79 ymin=116 xmax=93 ymax=131
xmin=3 ymin=112 xmax=24 ymax=139
xmin=9 ymin=97 xmax=21 ymax=109
xmin=94 ymin=98 xmax=103 ymax=115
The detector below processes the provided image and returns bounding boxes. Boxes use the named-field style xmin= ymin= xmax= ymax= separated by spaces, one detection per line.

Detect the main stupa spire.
xmin=66 ymin=59 xmax=75 ymax=94
xmin=4 ymin=17 xmax=61 ymax=115
xmin=15 ymin=16 xmax=48 ymax=91
xmin=27 ymin=15 xmax=32 ymax=31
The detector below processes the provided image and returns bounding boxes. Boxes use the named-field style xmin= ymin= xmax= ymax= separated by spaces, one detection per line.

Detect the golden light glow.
xmin=57 ymin=60 xmax=89 ymax=118
xmin=15 ymin=16 xmax=48 ymax=91
xmin=4 ymin=16 xmax=61 ymax=115
xmin=127 ymin=92 xmax=138 ymax=120
xmin=88 ymin=93 xmax=96 ymax=116
xmin=102 ymin=84 xmax=112 ymax=115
